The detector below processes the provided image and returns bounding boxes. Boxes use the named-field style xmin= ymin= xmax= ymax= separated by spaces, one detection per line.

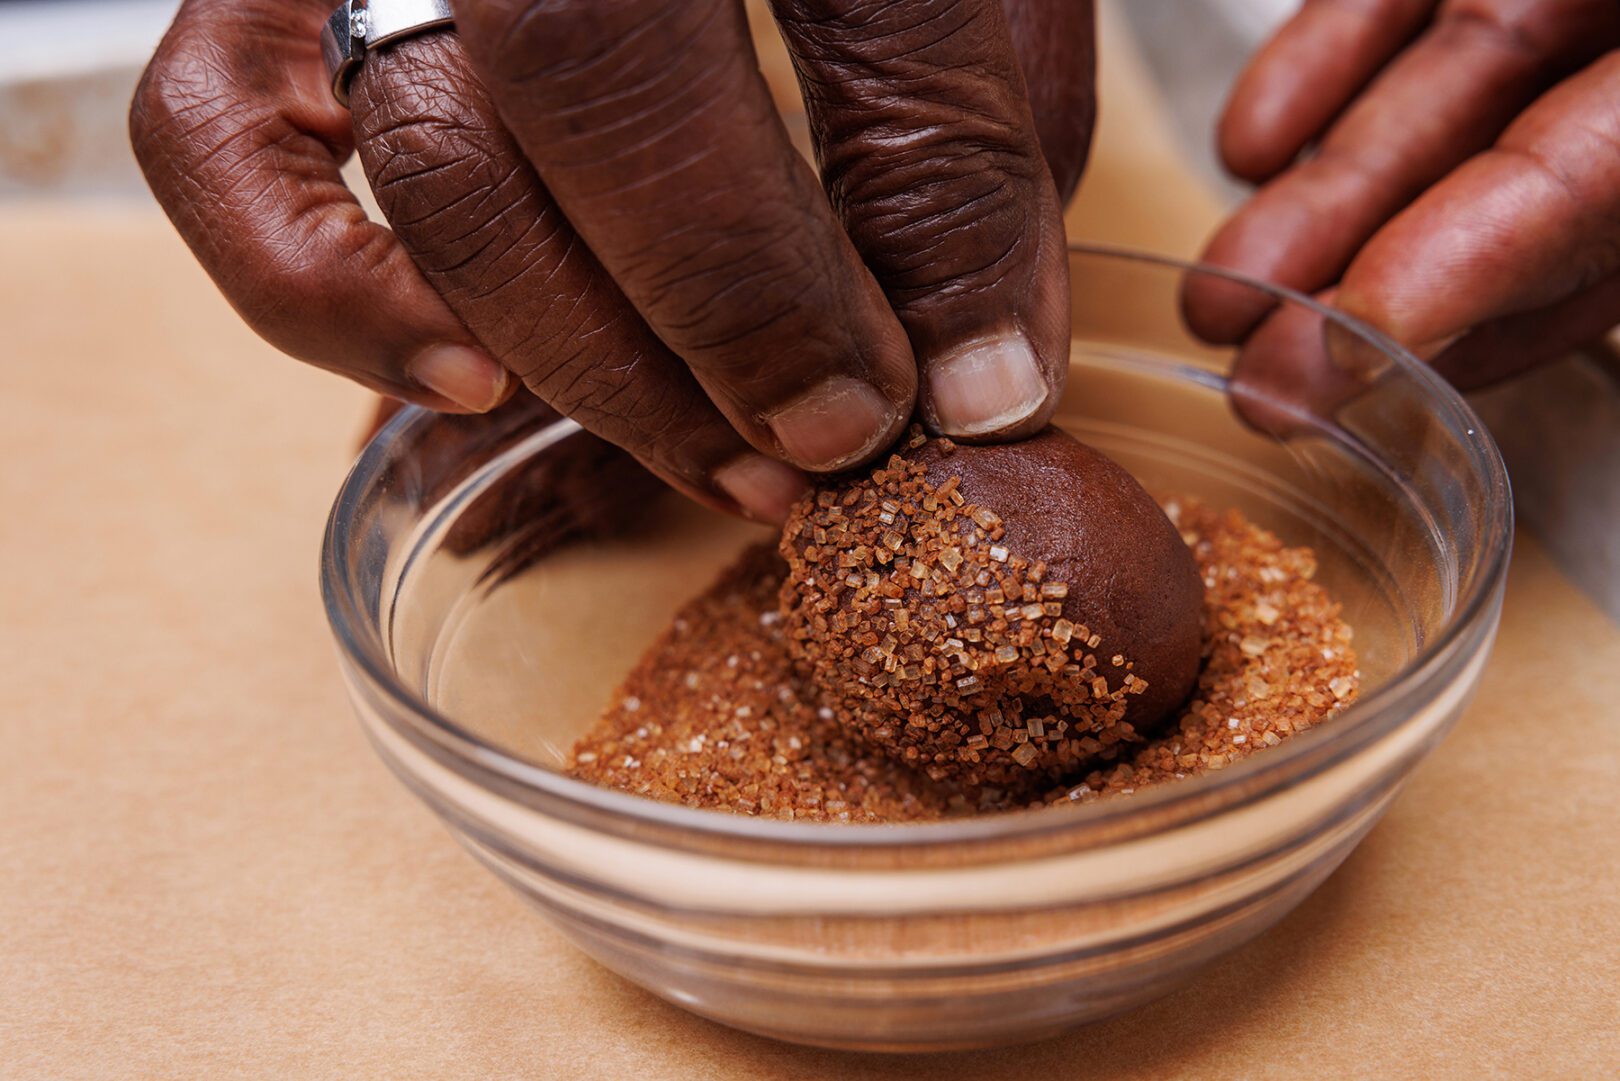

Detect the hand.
xmin=1184 ymin=0 xmax=1620 ymax=393
xmin=131 ymin=0 xmax=1095 ymax=522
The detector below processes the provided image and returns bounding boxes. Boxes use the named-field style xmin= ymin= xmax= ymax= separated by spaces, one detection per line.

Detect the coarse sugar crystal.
xmin=567 ymin=497 xmax=1358 ymax=821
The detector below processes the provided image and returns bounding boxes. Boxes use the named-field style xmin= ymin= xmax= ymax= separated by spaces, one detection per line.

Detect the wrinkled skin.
xmin=1184 ymin=0 xmax=1620 ymax=419
xmin=131 ymin=0 xmax=1096 ymax=523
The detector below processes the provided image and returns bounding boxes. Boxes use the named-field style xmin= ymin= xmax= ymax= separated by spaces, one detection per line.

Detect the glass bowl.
xmin=321 ymin=245 xmax=1511 ymax=1052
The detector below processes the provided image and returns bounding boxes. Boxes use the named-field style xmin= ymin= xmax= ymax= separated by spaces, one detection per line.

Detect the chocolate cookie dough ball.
xmin=777 ymin=427 xmax=1202 ymax=790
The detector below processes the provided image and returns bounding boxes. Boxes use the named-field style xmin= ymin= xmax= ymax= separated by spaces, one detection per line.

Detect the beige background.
xmin=4 ymin=12 xmax=1618 ymax=1080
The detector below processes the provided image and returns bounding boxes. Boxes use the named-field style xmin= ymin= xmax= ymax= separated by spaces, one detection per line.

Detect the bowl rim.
xmin=321 ymin=243 xmax=1512 ymax=847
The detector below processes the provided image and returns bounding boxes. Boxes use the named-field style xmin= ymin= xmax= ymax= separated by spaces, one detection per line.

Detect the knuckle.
xmin=638 ymin=236 xmax=824 ymax=360
xmin=458 ymin=0 xmax=740 ymax=181
xmin=773 ymin=1 xmax=1050 ymax=295
xmin=1503 ymin=143 xmax=1620 ymax=287
xmin=777 ymin=0 xmax=1024 ymax=124
xmin=1441 ymin=0 xmax=1620 ymax=61
xmin=458 ymin=0 xmax=666 ymax=87
xmin=519 ymin=347 xmax=703 ymax=477
xmin=775 ymin=0 xmax=978 ymax=58
xmin=556 ymin=359 xmax=667 ymax=433
xmin=831 ymin=128 xmax=1035 ymax=295
xmin=127 ymin=63 xmax=162 ymax=148
xmin=796 ymin=0 xmax=1042 ymax=168
xmin=490 ymin=263 xmax=633 ymax=381
xmin=358 ymin=114 xmax=493 ymax=210
xmin=225 ymin=207 xmax=381 ymax=333
xmin=354 ymin=43 xmax=568 ymax=291
xmin=1304 ymin=0 xmax=1418 ymax=23
xmin=127 ymin=29 xmax=231 ymax=173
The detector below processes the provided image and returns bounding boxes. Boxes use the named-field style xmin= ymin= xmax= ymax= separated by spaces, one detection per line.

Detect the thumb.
xmin=770 ymin=0 xmax=1072 ymax=442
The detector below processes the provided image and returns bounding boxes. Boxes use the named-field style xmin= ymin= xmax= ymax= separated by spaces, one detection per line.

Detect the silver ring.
xmin=320 ymin=0 xmax=455 ymax=107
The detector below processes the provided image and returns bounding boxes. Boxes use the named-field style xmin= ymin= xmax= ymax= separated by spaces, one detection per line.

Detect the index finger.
xmin=454 ymin=0 xmax=916 ymax=474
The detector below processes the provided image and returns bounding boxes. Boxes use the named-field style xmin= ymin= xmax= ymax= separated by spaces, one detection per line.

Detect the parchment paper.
xmin=3 ymin=11 xmax=1616 ymax=1077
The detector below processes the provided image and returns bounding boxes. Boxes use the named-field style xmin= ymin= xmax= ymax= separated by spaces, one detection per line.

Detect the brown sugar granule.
xmin=567 ymin=499 xmax=1359 ymax=822
xmin=1058 ymin=498 xmax=1358 ymax=802
xmin=566 ymin=544 xmax=952 ymax=822
xmin=777 ymin=431 xmax=1147 ymax=790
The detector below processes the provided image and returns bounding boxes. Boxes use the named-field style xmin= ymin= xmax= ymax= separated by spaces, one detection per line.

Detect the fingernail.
xmin=408 ymin=344 xmax=509 ymax=412
xmin=767 ymin=376 xmax=901 ymax=471
xmin=926 ymin=334 xmax=1049 ymax=436
xmin=714 ymin=454 xmax=811 ymax=525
